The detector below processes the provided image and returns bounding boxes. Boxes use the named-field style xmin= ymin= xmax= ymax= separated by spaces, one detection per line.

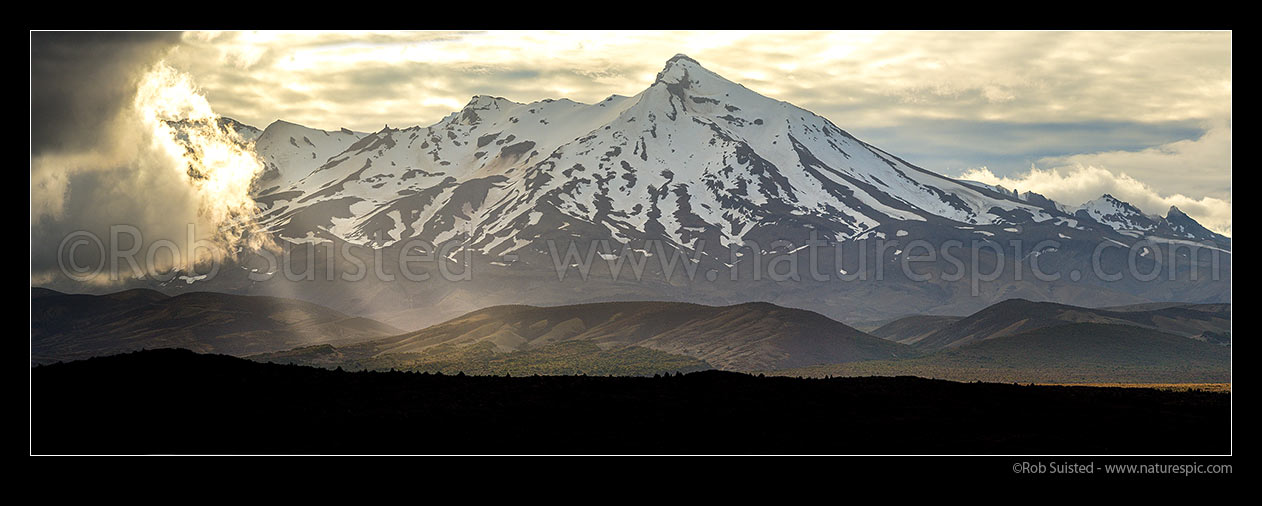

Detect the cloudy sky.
xmin=32 ymin=30 xmax=1232 ymax=237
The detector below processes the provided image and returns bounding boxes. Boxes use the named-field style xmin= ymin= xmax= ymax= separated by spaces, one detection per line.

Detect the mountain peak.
xmin=654 ymin=53 xmax=711 ymax=87
xmin=1163 ymin=205 xmax=1225 ymax=241
xmin=217 ymin=116 xmax=257 ymax=131
xmin=454 ymin=95 xmax=517 ymax=126
xmin=263 ymin=118 xmax=300 ymax=130
xmin=258 ymin=119 xmax=318 ymax=139
xmin=666 ymin=53 xmax=700 ymax=66
xmin=465 ymin=95 xmax=513 ymax=107
xmin=1085 ymin=193 xmax=1139 ymax=212
xmin=1076 ymin=193 xmax=1163 ymax=232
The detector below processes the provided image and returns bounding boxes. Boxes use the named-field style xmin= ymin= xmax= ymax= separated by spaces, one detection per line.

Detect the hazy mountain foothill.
xmin=34 ymin=286 xmax=1229 ymax=384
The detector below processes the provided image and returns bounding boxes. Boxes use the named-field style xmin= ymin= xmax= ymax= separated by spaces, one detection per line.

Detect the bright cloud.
xmin=957 ymin=162 xmax=1232 ymax=237
xmin=1036 ymin=124 xmax=1231 ymax=201
xmin=31 ymin=61 xmax=273 ymax=281
xmin=955 ymin=122 xmax=1230 ymax=236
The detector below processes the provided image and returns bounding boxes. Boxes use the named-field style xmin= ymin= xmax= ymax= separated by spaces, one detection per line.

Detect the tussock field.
xmin=1038 ymin=383 xmax=1231 ymax=393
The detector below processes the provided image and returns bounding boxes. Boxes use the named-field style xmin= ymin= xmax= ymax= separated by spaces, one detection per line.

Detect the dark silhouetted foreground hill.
xmin=32 ymin=349 xmax=1229 ymax=455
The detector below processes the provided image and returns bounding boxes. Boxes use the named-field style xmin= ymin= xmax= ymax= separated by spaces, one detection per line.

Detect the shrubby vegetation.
xmin=772 ymin=323 xmax=1231 ymax=383
xmin=255 ymin=340 xmax=710 ymax=376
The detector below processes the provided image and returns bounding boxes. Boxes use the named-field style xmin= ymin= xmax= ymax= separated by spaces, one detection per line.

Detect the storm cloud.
xmin=31 ymin=32 xmax=268 ymax=284
xmin=31 ymin=32 xmax=182 ymax=156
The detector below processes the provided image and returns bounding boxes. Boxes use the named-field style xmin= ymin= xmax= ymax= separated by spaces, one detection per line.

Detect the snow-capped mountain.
xmin=1165 ymin=205 xmax=1227 ymax=242
xmin=1075 ymin=194 xmax=1163 ymax=234
xmin=244 ymin=55 xmax=1103 ymax=257
xmin=185 ymin=54 xmax=1229 ymax=330
xmin=218 ymin=117 xmax=262 ymax=143
xmin=1070 ymin=194 xmax=1229 ymax=243
xmin=251 ymin=121 xmax=368 ymax=193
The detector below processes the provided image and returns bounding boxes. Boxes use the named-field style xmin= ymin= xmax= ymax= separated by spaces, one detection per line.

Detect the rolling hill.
xmin=31 ymin=288 xmax=401 ymax=364
xmin=892 ymin=298 xmax=1230 ymax=351
xmin=777 ymin=322 xmax=1231 ymax=383
xmin=869 ymin=315 xmax=965 ymax=345
xmin=252 ymin=300 xmax=914 ymax=372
